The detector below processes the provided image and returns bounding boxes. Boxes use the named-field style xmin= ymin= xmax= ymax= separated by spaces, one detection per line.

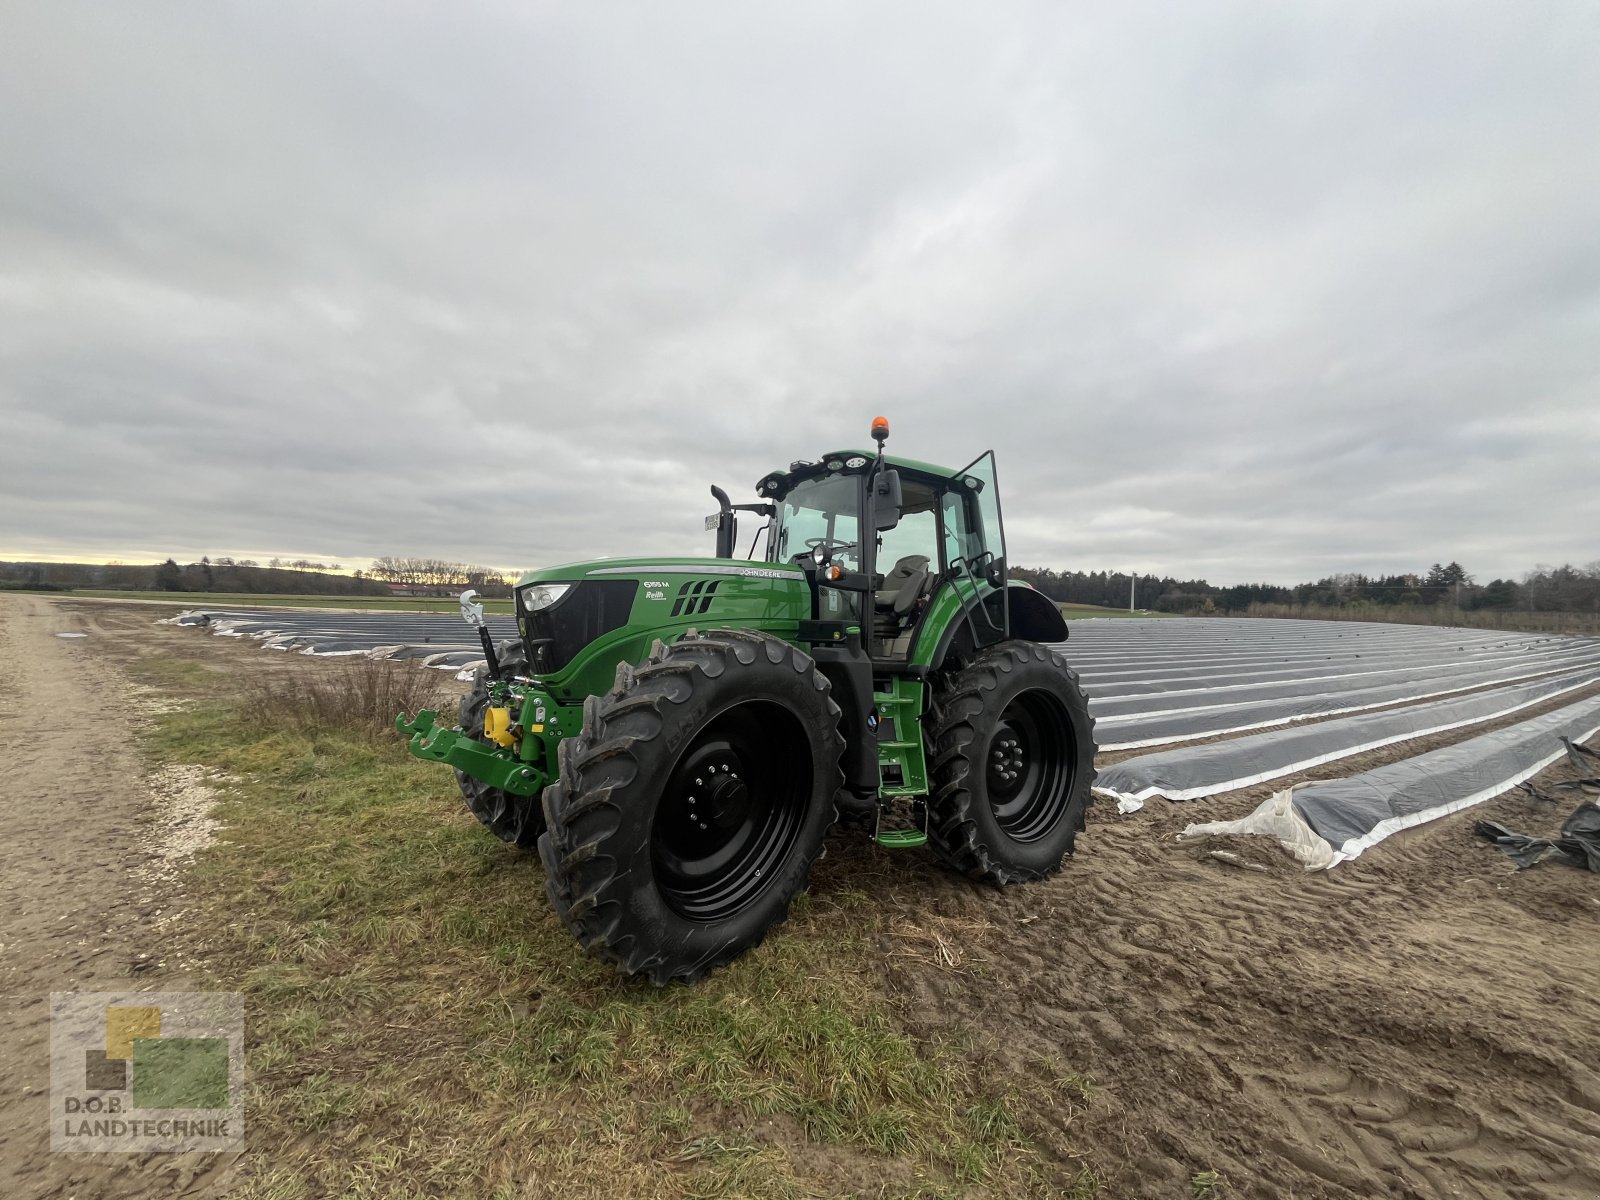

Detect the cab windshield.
xmin=771 ymin=474 xmax=863 ymax=570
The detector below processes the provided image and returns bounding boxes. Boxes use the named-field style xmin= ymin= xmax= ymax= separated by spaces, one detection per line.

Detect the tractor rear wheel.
xmin=456 ymin=639 xmax=546 ymax=850
xmin=926 ymin=640 xmax=1096 ymax=885
xmin=539 ymin=629 xmax=843 ymax=984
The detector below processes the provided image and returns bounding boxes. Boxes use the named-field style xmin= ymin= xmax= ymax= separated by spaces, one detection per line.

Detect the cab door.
xmin=941 ymin=450 xmax=1009 ymax=646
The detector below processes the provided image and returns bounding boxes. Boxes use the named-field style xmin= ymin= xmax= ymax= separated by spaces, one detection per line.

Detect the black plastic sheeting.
xmin=1066 ymin=620 xmax=1600 ymax=749
xmin=1066 ymin=618 xmax=1538 ymax=670
xmin=1476 ymin=803 xmax=1600 ymax=872
xmin=1087 ymin=643 xmax=1598 ymax=716
xmin=1094 ymin=668 xmax=1600 ymax=809
xmin=1095 ymin=648 xmax=1600 ymax=750
xmin=1180 ymin=697 xmax=1600 ymax=868
xmin=1081 ymin=639 xmax=1591 ymax=699
xmin=167 ymin=611 xmax=1600 ymax=721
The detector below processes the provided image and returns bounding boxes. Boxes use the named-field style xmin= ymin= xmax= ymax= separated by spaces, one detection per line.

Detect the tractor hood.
xmin=510 ymin=557 xmax=811 ymax=698
xmin=516 ymin=556 xmax=803 ymax=588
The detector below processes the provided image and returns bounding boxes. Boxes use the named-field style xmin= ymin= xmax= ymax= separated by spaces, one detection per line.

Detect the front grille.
xmin=669 ymin=578 xmax=722 ymax=617
xmin=519 ymin=580 xmax=639 ymax=673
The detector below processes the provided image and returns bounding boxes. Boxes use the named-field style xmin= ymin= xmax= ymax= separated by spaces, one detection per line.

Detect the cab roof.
xmin=755 ymin=447 xmax=976 ymax=501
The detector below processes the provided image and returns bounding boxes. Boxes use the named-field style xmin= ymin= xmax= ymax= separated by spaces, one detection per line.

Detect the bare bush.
xmin=241 ymin=657 xmax=451 ymax=741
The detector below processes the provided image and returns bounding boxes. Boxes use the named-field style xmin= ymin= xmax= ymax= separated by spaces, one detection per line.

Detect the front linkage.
xmin=397 ymin=704 xmax=546 ymax=796
xmin=396 ymin=590 xmax=562 ymax=798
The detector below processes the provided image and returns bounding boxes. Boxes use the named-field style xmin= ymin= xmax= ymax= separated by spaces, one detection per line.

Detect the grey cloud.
xmin=2 ymin=1 xmax=1598 ymax=583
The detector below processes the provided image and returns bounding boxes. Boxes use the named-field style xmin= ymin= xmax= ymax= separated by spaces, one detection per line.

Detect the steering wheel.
xmin=797 ymin=537 xmax=858 ymax=564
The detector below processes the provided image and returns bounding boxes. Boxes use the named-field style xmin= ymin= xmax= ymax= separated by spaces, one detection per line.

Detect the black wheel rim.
xmin=984 ymin=690 xmax=1077 ymax=842
xmin=651 ymin=701 xmax=812 ymax=921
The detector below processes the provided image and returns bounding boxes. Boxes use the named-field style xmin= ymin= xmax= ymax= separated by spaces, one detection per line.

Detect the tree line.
xmin=1009 ymin=561 xmax=1600 ymax=615
xmin=367 ymin=557 xmax=513 ymax=595
xmin=0 ymin=555 xmax=513 ymax=597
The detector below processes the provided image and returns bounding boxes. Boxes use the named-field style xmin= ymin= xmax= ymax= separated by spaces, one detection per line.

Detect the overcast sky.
xmin=2 ymin=2 xmax=1597 ymax=585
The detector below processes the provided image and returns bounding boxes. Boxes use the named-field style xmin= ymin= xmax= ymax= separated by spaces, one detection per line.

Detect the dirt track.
xmin=0 ymin=595 xmax=235 ymax=1199
xmin=3 ymin=594 xmax=1599 ymax=1198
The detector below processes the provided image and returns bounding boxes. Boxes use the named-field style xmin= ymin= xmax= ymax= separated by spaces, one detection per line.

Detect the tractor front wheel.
xmin=539 ymin=629 xmax=844 ymax=984
xmin=456 ymin=639 xmax=546 ymax=849
xmin=926 ymin=640 xmax=1096 ymax=884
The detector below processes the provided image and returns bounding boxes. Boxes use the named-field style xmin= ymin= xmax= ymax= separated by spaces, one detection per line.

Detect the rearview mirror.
xmin=872 ymin=469 xmax=903 ymax=531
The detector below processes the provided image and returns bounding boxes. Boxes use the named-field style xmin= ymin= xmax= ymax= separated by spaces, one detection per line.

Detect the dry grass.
xmin=239 ymin=656 xmax=450 ymax=741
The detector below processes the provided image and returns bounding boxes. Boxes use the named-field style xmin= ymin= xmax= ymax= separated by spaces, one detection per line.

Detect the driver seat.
xmin=874 ymin=554 xmax=931 ymax=646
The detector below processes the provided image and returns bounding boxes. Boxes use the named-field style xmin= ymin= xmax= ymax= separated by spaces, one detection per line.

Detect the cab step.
xmin=873 ymin=798 xmax=928 ymax=849
xmin=875 ymin=827 xmax=928 ymax=849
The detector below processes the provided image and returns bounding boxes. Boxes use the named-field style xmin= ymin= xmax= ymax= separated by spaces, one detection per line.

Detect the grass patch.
xmin=139 ymin=659 xmax=1088 ymax=1197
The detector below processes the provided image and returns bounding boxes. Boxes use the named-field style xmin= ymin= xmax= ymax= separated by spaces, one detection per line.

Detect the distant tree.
xmin=155 ymin=558 xmax=183 ymax=591
xmin=1475 ymin=579 xmax=1519 ymax=609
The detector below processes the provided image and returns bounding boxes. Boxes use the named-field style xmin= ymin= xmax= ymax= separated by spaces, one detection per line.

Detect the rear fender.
xmin=925 ymin=583 xmax=1067 ymax=670
xmin=1006 ymin=583 xmax=1068 ymax=643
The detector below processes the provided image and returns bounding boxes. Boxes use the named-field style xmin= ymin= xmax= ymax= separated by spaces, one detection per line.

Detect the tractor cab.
xmin=706 ymin=420 xmax=1067 ymax=671
xmin=754 ymin=441 xmax=1012 ymax=665
xmin=702 ymin=419 xmax=1070 ymax=819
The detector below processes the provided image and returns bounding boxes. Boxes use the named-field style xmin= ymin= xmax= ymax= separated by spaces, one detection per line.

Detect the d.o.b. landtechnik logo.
xmin=50 ymin=991 xmax=244 ymax=1153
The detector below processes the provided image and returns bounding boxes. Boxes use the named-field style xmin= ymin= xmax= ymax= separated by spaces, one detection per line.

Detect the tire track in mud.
xmin=862 ymin=767 xmax=1600 ymax=1199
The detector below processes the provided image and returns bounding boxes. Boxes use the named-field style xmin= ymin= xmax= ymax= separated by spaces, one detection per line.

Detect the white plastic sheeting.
xmin=1178 ymin=695 xmax=1600 ymax=868
xmin=162 ymin=608 xmax=505 ymax=670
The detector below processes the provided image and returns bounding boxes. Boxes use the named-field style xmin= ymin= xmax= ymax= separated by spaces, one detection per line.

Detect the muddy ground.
xmin=3 ymin=594 xmax=1598 ymax=1198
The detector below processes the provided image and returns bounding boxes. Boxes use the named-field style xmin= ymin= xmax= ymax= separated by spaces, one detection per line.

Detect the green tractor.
xmin=399 ymin=419 xmax=1096 ymax=982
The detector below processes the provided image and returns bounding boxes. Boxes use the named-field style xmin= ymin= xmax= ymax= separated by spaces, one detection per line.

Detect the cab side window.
xmin=876 ymin=508 xmax=939 ymax=574
xmin=941 ymin=490 xmax=979 ymax=575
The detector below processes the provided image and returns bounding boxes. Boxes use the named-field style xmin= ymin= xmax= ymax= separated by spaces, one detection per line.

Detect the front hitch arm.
xmin=457 ymin=590 xmax=502 ymax=681
xmin=395 ymin=709 xmax=546 ymax=796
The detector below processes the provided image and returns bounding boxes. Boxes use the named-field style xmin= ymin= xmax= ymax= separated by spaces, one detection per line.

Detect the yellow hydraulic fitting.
xmin=483 ymin=706 xmax=516 ymax=748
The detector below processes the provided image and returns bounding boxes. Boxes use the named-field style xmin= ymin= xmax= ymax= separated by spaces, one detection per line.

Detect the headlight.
xmin=520 ymin=583 xmax=572 ymax=612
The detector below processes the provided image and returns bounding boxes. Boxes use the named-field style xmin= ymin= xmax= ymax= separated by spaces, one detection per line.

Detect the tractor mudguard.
xmin=922 ymin=583 xmax=1067 ymax=671
xmin=1006 ymin=583 xmax=1068 ymax=643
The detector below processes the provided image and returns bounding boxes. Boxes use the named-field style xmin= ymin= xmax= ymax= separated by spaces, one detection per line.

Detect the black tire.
xmin=455 ymin=639 xmax=547 ymax=850
xmin=539 ymin=629 xmax=844 ymax=984
xmin=926 ymin=640 xmax=1096 ymax=885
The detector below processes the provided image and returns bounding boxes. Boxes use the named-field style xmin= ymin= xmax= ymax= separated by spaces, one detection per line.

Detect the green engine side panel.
xmin=517 ymin=558 xmax=812 ymax=703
